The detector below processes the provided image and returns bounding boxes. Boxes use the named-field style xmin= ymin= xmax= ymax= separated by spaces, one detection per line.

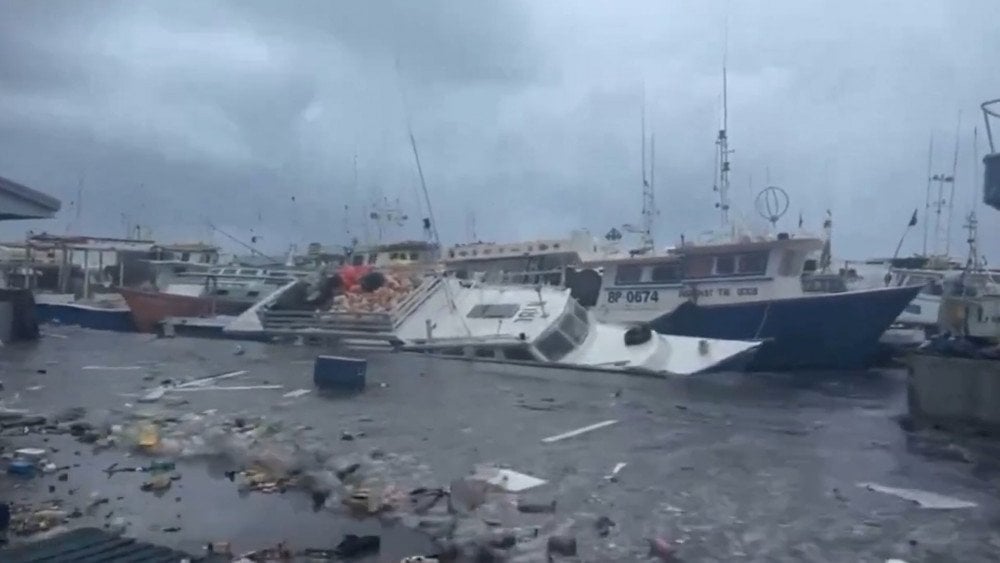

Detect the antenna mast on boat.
xmin=714 ymin=55 xmax=732 ymax=228
xmin=639 ymin=91 xmax=656 ymax=252
xmin=922 ymin=135 xmax=934 ymax=256
xmin=945 ymin=113 xmax=962 ymax=256
xmin=643 ymin=133 xmax=656 ymax=251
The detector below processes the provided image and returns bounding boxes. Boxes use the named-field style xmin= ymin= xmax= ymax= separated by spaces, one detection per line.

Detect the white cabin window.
xmin=558 ymin=311 xmax=588 ymax=344
xmin=715 ymin=255 xmax=736 ymax=275
xmin=503 ymin=346 xmax=536 ymax=361
xmin=467 ymin=304 xmax=520 ymax=319
xmin=685 ymin=256 xmax=713 ymax=278
xmin=615 ymin=265 xmax=642 ymax=284
xmin=737 ymin=252 xmax=768 ymax=275
xmin=650 ymin=262 xmax=681 ymax=283
xmin=778 ymin=251 xmax=802 ymax=276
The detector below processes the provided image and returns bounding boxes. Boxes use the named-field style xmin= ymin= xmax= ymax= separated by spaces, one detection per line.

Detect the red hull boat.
xmin=119 ymin=287 xmax=252 ymax=333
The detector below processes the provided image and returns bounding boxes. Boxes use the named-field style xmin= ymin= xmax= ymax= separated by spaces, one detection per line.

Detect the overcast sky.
xmin=2 ymin=0 xmax=999 ymax=260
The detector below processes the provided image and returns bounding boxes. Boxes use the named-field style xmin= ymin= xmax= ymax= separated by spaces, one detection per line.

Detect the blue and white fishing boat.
xmin=578 ymin=233 xmax=920 ymax=370
xmin=571 ymin=67 xmax=920 ymax=371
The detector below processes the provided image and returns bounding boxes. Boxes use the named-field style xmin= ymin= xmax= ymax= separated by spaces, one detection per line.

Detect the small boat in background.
xmin=121 ymin=265 xmax=311 ymax=332
xmin=34 ymin=293 xmax=134 ymax=332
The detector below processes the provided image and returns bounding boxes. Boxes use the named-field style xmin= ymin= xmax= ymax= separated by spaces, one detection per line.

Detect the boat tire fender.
xmin=624 ymin=324 xmax=653 ymax=346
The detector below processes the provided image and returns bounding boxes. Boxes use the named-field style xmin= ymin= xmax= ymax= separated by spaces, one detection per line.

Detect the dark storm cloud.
xmin=1 ymin=0 xmax=999 ymax=260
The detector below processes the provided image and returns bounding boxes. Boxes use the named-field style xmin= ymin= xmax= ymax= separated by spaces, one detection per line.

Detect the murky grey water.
xmin=2 ymin=328 xmax=1000 ymax=561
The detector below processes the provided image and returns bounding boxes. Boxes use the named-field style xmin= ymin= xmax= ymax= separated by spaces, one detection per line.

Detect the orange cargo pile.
xmin=329 ymin=267 xmax=418 ymax=314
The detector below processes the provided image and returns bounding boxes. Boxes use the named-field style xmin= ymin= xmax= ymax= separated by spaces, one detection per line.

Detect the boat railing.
xmin=256 ymin=275 xmax=442 ymax=336
xmin=391 ymin=276 xmax=442 ymax=328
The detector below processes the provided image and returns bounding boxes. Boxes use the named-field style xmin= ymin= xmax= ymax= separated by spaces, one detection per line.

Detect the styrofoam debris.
xmin=541 ymin=419 xmax=618 ymax=443
xmin=858 ymin=482 xmax=977 ymax=509
xmin=473 ymin=467 xmax=546 ymax=492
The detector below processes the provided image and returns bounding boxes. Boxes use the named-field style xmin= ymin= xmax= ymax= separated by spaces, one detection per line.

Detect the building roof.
xmin=0 ymin=174 xmax=62 ymax=220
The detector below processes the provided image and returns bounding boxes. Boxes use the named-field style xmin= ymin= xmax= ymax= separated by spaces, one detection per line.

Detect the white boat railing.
xmin=256 ymin=275 xmax=442 ymax=337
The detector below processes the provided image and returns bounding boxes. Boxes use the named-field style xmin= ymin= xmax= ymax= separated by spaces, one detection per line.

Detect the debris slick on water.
xmin=857 ymin=482 xmax=977 ymax=509
xmin=541 ymin=419 xmax=619 ymax=443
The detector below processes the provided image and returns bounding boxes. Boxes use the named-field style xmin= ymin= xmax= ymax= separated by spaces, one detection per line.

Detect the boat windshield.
xmin=536 ymin=304 xmax=591 ymax=361
xmin=536 ymin=329 xmax=575 ymax=361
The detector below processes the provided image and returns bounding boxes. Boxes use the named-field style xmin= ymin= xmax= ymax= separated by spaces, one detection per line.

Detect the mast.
xmin=945 ymin=112 xmax=961 ymax=257
xmin=641 ymin=90 xmax=647 ymax=201
xmin=922 ymin=135 xmax=933 ymax=256
xmin=715 ymin=65 xmax=732 ymax=227
xmin=642 ymin=133 xmax=655 ymax=251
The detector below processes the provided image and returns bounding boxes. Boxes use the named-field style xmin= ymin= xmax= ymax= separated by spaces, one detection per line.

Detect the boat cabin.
xmin=344 ymin=240 xmax=439 ymax=269
xmin=395 ymin=281 xmax=592 ymax=363
xmin=586 ymin=236 xmax=824 ymax=324
xmin=442 ymin=230 xmax=609 ymax=286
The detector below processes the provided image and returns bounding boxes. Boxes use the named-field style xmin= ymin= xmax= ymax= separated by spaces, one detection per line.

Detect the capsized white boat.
xmin=227 ymin=276 xmax=760 ymax=375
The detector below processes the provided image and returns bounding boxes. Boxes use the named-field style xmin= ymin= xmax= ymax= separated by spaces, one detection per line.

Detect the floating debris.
xmin=647 ymin=536 xmax=675 ymax=560
xmin=541 ymin=419 xmax=618 ymax=443
xmin=473 ymin=467 xmax=546 ymax=492
xmin=604 ymin=462 xmax=627 ymax=481
xmin=857 ymin=482 xmax=977 ymax=509
xmin=282 ymin=388 xmax=311 ymax=398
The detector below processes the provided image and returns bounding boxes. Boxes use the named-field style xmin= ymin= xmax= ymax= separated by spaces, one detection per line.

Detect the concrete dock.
xmin=907 ymin=353 xmax=1000 ymax=432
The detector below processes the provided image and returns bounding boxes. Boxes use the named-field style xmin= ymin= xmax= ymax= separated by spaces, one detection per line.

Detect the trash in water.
xmin=8 ymin=503 xmax=67 ymax=536
xmin=605 ymin=462 xmax=627 ymax=481
xmin=473 ymin=466 xmax=547 ymax=492
xmin=547 ymin=534 xmax=577 ymax=557
xmin=176 ymin=369 xmax=248 ymax=389
xmin=595 ymin=515 xmax=615 ymax=537
xmin=137 ymin=423 xmax=160 ymax=449
xmin=15 ymin=447 xmax=47 ymax=460
xmin=105 ymin=461 xmax=176 ymax=476
xmin=647 ymin=536 xmax=675 ymax=560
xmin=234 ymin=344 xmax=245 ymax=356
xmin=282 ymin=388 xmax=311 ymax=398
xmin=541 ymin=419 xmax=619 ymax=443
xmin=237 ymin=541 xmax=293 ymax=561
xmin=857 ymin=482 xmax=977 ymax=509
xmin=7 ymin=459 xmax=36 ymax=477
xmin=517 ymin=498 xmax=557 ymax=514
xmin=207 ymin=541 xmax=232 ymax=555
xmin=141 ymin=474 xmax=173 ymax=492
xmin=333 ymin=534 xmax=381 ymax=558
xmin=173 ymin=385 xmax=282 ymax=392
xmin=138 ymin=388 xmax=166 ymax=403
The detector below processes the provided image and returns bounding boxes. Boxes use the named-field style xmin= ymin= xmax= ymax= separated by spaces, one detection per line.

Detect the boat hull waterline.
xmin=650 ymin=285 xmax=923 ymax=371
